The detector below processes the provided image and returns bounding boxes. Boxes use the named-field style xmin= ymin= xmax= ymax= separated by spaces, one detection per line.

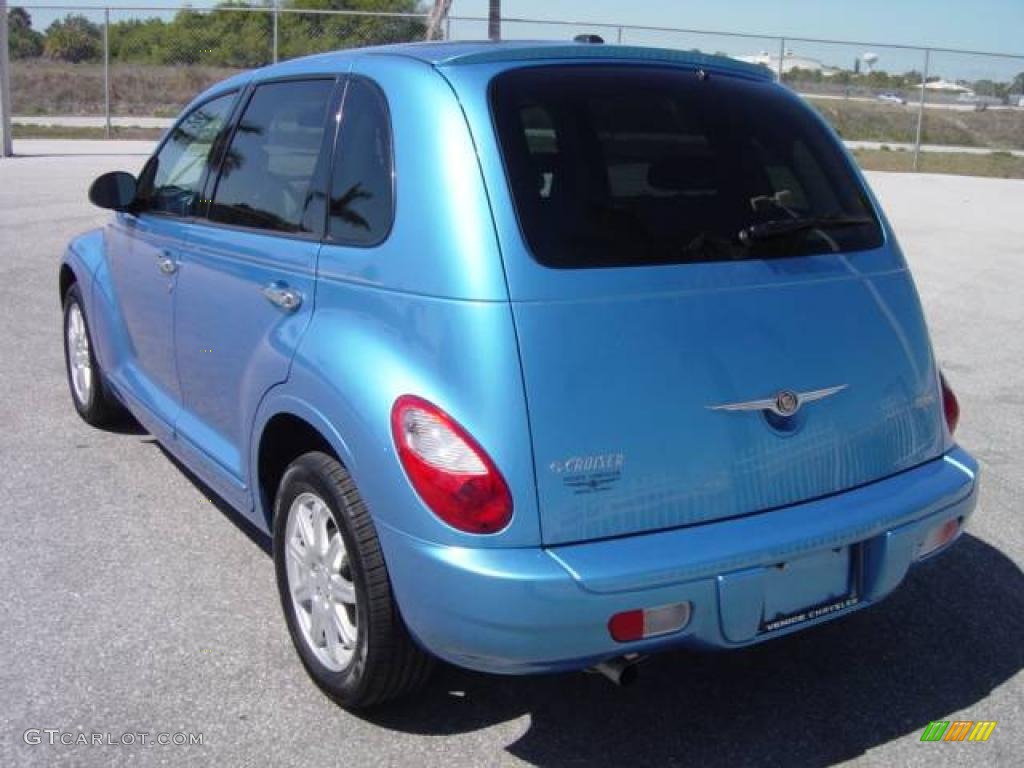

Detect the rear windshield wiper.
xmin=738 ymin=216 xmax=875 ymax=244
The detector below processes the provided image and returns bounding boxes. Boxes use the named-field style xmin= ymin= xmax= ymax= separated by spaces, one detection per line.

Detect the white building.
xmin=921 ymin=78 xmax=974 ymax=95
xmin=734 ymin=49 xmax=840 ymax=76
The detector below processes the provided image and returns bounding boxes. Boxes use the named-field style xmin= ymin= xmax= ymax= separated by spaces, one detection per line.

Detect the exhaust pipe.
xmin=590 ymin=656 xmax=642 ymax=687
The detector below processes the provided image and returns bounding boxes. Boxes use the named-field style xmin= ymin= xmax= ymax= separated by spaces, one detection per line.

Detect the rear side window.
xmin=328 ymin=79 xmax=394 ymax=245
xmin=209 ymin=79 xmax=334 ymax=234
xmin=490 ymin=66 xmax=882 ymax=268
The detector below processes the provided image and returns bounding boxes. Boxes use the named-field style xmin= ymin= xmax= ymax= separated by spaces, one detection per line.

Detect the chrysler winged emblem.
xmin=708 ymin=385 xmax=848 ymax=417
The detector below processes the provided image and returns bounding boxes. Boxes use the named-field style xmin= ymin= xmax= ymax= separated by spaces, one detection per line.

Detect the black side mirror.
xmin=88 ymin=171 xmax=138 ymax=211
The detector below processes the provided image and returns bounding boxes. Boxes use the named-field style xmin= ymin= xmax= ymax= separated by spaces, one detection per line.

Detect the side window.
xmin=208 ymin=79 xmax=335 ymax=234
xmin=136 ymin=93 xmax=236 ymax=217
xmin=328 ymin=79 xmax=394 ymax=245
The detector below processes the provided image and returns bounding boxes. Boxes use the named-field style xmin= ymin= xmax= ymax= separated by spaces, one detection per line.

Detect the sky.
xmin=452 ymin=0 xmax=1024 ymax=57
xmin=13 ymin=0 xmax=1024 ymax=80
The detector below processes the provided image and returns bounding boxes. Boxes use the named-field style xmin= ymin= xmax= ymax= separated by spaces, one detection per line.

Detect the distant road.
xmin=13 ymin=116 xmax=172 ymax=129
xmin=801 ymin=93 xmax=1021 ymax=111
xmin=845 ymin=140 xmax=1024 ymax=157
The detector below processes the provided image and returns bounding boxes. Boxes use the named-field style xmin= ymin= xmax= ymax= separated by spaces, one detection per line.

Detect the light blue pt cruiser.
xmin=61 ymin=40 xmax=979 ymax=707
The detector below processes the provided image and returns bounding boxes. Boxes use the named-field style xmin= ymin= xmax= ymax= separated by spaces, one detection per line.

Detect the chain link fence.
xmin=6 ymin=4 xmax=1024 ymax=174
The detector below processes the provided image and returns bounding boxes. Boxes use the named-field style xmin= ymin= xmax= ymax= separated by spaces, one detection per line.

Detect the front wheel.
xmin=62 ymin=283 xmax=127 ymax=427
xmin=272 ymin=452 xmax=433 ymax=708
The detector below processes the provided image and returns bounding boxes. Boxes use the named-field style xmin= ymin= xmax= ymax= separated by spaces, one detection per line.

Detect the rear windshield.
xmin=490 ymin=65 xmax=883 ymax=268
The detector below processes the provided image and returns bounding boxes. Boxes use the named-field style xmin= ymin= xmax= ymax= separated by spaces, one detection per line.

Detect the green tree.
xmin=972 ymin=79 xmax=1004 ymax=98
xmin=279 ymin=0 xmax=423 ymax=61
xmin=8 ymin=7 xmax=44 ymax=59
xmin=105 ymin=1 xmax=428 ymax=68
xmin=44 ymin=14 xmax=102 ymax=63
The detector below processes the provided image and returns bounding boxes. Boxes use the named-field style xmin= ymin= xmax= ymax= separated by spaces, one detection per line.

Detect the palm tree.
xmin=425 ymin=0 xmax=452 ymax=41
xmin=488 ymin=0 xmax=500 ymax=41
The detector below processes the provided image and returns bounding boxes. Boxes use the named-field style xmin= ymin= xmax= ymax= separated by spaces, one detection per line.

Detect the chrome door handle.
xmin=263 ymin=283 xmax=302 ymax=312
xmin=157 ymin=255 xmax=178 ymax=275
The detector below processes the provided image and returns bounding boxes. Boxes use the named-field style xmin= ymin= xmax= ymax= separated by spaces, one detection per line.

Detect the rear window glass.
xmin=490 ymin=66 xmax=883 ymax=268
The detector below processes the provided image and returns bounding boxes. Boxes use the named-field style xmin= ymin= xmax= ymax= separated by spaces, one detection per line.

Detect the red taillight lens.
xmin=608 ymin=610 xmax=645 ymax=643
xmin=940 ymin=372 xmax=960 ymax=435
xmin=391 ymin=395 xmax=512 ymax=534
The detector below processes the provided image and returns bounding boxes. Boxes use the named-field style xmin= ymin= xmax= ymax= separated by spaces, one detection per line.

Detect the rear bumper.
xmin=378 ymin=447 xmax=978 ymax=674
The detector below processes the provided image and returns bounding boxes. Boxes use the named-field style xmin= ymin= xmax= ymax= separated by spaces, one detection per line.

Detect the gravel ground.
xmin=0 ymin=146 xmax=1021 ymax=767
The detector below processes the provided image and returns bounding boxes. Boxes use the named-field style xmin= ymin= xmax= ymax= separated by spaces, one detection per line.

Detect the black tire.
xmin=62 ymin=283 xmax=127 ymax=428
xmin=273 ymin=452 xmax=434 ymax=708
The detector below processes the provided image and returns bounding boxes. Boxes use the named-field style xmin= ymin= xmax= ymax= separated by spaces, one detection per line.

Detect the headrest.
xmin=647 ymin=155 xmax=719 ymax=192
xmin=294 ymin=102 xmax=326 ymax=129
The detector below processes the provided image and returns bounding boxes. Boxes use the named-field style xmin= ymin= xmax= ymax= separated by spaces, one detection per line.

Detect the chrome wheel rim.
xmin=66 ymin=303 xmax=93 ymax=406
xmin=285 ymin=492 xmax=358 ymax=672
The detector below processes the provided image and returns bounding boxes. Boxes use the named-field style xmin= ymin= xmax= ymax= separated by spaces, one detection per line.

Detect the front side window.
xmin=490 ymin=66 xmax=883 ymax=268
xmin=209 ymin=79 xmax=335 ymax=234
xmin=136 ymin=92 xmax=236 ymax=217
xmin=328 ymin=79 xmax=394 ymax=245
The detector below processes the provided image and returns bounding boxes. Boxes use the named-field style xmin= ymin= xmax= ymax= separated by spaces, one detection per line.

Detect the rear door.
xmin=485 ymin=65 xmax=946 ymax=545
xmin=172 ymin=77 xmax=339 ymax=509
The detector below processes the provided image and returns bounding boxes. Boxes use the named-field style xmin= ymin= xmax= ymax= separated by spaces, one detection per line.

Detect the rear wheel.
xmin=273 ymin=452 xmax=433 ymax=708
xmin=62 ymin=283 xmax=126 ymax=427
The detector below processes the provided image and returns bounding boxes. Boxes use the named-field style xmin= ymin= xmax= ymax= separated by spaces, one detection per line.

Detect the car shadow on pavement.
xmin=156 ymin=447 xmax=1020 ymax=766
xmin=153 ymin=443 xmax=273 ymax=556
xmin=363 ymin=533 xmax=1023 ymax=767
xmin=100 ymin=411 xmax=149 ymax=436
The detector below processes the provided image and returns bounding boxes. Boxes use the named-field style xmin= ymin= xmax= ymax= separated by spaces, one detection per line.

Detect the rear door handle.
xmin=263 ymin=282 xmax=302 ymax=312
xmin=157 ymin=251 xmax=178 ymax=275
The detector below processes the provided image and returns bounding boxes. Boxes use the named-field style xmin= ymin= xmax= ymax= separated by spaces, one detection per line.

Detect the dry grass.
xmin=852 ymin=148 xmax=1024 ymax=178
xmin=12 ymin=124 xmax=164 ymax=140
xmin=11 ymin=60 xmax=1024 ymax=154
xmin=809 ymin=97 xmax=1024 ymax=151
xmin=10 ymin=59 xmax=242 ymax=117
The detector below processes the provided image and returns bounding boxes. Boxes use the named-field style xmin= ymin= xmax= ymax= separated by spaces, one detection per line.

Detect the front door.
xmin=172 ymin=78 xmax=338 ymax=513
xmin=109 ymin=92 xmax=237 ymax=434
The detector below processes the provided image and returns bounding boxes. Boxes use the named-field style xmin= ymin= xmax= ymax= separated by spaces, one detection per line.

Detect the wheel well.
xmin=257 ymin=413 xmax=337 ymax=527
xmin=59 ymin=264 xmax=77 ymax=303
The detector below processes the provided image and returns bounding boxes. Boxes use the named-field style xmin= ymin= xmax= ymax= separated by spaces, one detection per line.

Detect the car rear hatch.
xmin=481 ymin=61 xmax=947 ymax=545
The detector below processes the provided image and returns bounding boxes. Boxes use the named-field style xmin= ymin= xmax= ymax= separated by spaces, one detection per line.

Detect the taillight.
xmin=915 ymin=518 xmax=962 ymax=560
xmin=391 ymin=395 xmax=513 ymax=534
xmin=940 ymin=372 xmax=960 ymax=435
xmin=608 ymin=603 xmax=692 ymax=642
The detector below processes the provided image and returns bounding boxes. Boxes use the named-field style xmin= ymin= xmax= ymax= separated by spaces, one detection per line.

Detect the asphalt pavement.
xmin=0 ymin=147 xmax=1021 ymax=767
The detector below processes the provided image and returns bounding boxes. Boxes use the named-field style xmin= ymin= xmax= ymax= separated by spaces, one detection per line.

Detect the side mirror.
xmin=88 ymin=171 xmax=138 ymax=211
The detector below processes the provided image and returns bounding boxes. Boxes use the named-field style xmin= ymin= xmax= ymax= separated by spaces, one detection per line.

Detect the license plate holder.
xmin=759 ymin=546 xmax=861 ymax=634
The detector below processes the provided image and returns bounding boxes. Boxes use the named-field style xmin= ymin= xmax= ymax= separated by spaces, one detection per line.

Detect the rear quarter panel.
xmin=253 ymin=54 xmax=539 ymax=547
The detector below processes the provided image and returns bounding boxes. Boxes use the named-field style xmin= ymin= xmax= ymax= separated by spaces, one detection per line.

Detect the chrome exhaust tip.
xmin=590 ymin=656 xmax=642 ymax=687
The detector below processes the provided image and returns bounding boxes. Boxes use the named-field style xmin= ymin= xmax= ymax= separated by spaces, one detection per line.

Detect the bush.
xmin=107 ymin=1 xmax=426 ymax=67
xmin=44 ymin=14 xmax=102 ymax=63
xmin=8 ymin=7 xmax=44 ymax=59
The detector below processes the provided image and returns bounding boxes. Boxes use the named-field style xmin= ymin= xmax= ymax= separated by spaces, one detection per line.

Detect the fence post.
xmin=776 ymin=37 xmax=785 ymax=82
xmin=104 ymin=8 xmax=111 ymax=139
xmin=445 ymin=15 xmax=451 ymax=41
xmin=913 ymin=48 xmax=930 ymax=172
xmin=272 ymin=1 xmax=279 ymax=63
xmin=0 ymin=0 xmax=13 ymax=157
xmin=616 ymin=26 xmax=622 ymax=44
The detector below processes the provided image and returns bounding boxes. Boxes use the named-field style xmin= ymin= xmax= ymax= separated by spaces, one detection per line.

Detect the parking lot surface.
xmin=1 ymin=147 xmax=1021 ymax=767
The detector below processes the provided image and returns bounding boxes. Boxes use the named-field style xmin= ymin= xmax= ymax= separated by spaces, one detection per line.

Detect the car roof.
xmin=250 ymin=40 xmax=773 ymax=81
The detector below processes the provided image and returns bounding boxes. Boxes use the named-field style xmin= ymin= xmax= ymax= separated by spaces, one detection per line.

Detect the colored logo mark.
xmin=920 ymin=720 xmax=997 ymax=742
